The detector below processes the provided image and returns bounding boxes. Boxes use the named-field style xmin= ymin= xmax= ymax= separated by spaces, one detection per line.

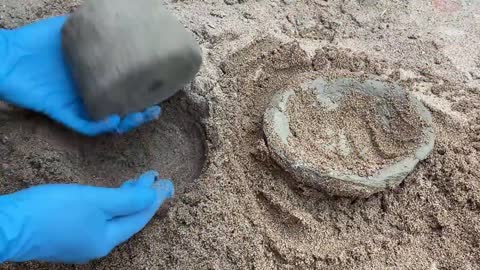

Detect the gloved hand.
xmin=0 ymin=16 xmax=161 ymax=136
xmin=0 ymin=171 xmax=174 ymax=264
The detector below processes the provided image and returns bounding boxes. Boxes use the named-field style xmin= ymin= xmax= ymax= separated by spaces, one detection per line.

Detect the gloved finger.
xmin=142 ymin=106 xmax=162 ymax=122
xmin=13 ymin=15 xmax=68 ymax=48
xmin=120 ymin=171 xmax=158 ymax=189
xmin=115 ymin=112 xmax=144 ymax=134
xmin=152 ymin=180 xmax=175 ymax=199
xmin=54 ymin=111 xmax=121 ymax=136
xmin=106 ymin=180 xmax=174 ymax=248
xmin=88 ymin=186 xmax=157 ymax=218
xmin=135 ymin=171 xmax=159 ymax=187
xmin=115 ymin=106 xmax=161 ymax=134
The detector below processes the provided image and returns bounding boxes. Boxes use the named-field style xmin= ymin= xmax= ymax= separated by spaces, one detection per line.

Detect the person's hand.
xmin=0 ymin=16 xmax=161 ymax=136
xmin=0 ymin=171 xmax=174 ymax=264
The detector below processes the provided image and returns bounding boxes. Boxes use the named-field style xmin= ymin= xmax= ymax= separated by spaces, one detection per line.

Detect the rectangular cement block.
xmin=62 ymin=0 xmax=202 ymax=120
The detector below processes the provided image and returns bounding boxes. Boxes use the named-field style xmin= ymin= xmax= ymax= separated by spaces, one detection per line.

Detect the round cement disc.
xmin=263 ymin=77 xmax=435 ymax=198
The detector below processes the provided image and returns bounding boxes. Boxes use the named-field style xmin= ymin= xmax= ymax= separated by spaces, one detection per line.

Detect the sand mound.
xmin=287 ymin=80 xmax=430 ymax=176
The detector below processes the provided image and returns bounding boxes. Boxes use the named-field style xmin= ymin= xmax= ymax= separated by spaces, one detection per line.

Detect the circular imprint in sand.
xmin=0 ymin=94 xmax=206 ymax=200
xmin=263 ymin=78 xmax=435 ymax=198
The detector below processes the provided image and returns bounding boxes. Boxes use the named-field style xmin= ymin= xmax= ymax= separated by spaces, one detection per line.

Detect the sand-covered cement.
xmin=264 ymin=78 xmax=435 ymax=197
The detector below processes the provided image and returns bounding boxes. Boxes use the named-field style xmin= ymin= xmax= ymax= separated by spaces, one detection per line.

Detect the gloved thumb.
xmin=91 ymin=186 xmax=157 ymax=218
xmin=106 ymin=180 xmax=174 ymax=248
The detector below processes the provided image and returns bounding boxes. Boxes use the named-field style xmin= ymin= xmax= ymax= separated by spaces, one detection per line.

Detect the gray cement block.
xmin=62 ymin=0 xmax=202 ymax=120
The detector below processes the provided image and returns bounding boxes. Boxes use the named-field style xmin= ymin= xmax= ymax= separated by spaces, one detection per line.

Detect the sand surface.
xmin=286 ymin=84 xmax=427 ymax=177
xmin=1 ymin=0 xmax=480 ymax=269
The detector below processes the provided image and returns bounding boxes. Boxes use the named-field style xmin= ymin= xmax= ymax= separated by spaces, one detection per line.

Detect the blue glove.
xmin=0 ymin=171 xmax=174 ymax=264
xmin=0 ymin=16 xmax=161 ymax=136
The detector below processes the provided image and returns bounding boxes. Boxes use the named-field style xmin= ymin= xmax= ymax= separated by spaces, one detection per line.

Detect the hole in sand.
xmin=0 ymin=93 xmax=207 ymax=198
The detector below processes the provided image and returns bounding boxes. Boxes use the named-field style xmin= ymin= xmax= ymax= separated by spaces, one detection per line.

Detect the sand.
xmin=1 ymin=0 xmax=480 ymax=269
xmin=286 ymin=85 xmax=427 ymax=177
